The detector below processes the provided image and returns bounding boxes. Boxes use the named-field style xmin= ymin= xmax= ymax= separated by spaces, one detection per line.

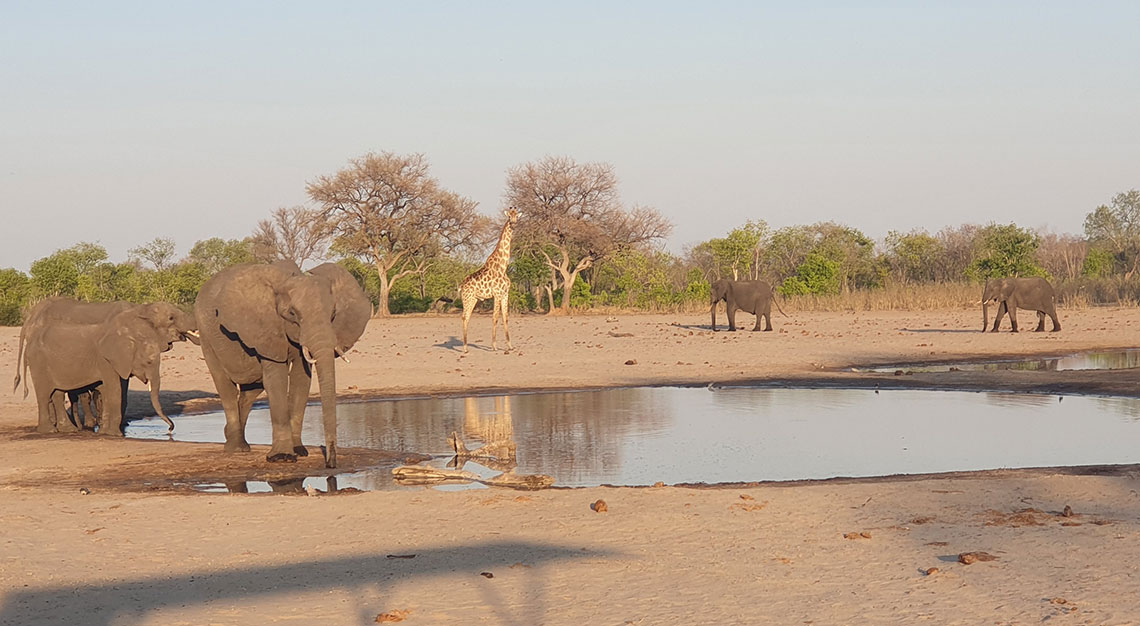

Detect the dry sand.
xmin=2 ymin=307 xmax=1140 ymax=624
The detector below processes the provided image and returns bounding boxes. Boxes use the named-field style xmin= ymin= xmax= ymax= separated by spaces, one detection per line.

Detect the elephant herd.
xmin=13 ymin=260 xmax=370 ymax=469
xmin=13 ymin=262 xmax=1060 ymax=471
xmin=708 ymin=276 xmax=1060 ymax=333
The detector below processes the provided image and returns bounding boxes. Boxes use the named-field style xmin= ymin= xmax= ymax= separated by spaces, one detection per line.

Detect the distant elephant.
xmin=13 ymin=297 xmax=198 ymax=430
xmin=981 ymin=276 xmax=1060 ymax=332
xmin=710 ymin=279 xmax=787 ymax=331
xmin=194 ymin=261 xmax=370 ymax=468
xmin=25 ymin=309 xmax=171 ymax=435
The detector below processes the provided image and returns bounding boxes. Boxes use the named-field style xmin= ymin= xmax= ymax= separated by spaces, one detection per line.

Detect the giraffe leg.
xmin=490 ymin=296 xmax=500 ymax=351
xmin=500 ymin=294 xmax=512 ymax=352
xmin=461 ymin=295 xmax=475 ymax=353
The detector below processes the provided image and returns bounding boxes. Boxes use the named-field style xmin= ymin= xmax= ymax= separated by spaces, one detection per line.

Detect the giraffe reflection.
xmin=450 ymin=396 xmax=518 ymax=472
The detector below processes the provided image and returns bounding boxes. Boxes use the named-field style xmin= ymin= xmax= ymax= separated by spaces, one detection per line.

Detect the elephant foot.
xmin=36 ymin=424 xmax=55 ymax=434
xmin=224 ymin=440 xmax=252 ymax=453
xmin=266 ymin=452 xmax=298 ymax=463
xmin=764 ymin=327 xmax=773 ymax=332
xmin=293 ymin=445 xmax=309 ymax=457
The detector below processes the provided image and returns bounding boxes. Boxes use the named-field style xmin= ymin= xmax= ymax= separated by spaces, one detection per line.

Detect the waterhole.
xmin=867 ymin=348 xmax=1140 ymax=373
xmin=125 ymin=386 xmax=1140 ymax=492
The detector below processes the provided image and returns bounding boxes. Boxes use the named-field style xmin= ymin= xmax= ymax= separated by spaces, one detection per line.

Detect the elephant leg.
xmin=499 ymin=297 xmax=512 ymax=352
xmin=263 ymin=360 xmax=297 ymax=463
xmin=751 ymin=307 xmax=763 ymax=332
xmin=202 ymin=344 xmax=249 ymax=453
xmin=1049 ymin=308 xmax=1062 ymax=332
xmin=55 ymin=391 xmax=78 ymax=433
xmin=763 ymin=310 xmax=773 ymax=331
xmin=287 ymin=357 xmax=312 ymax=457
xmin=236 ymin=385 xmax=262 ymax=441
xmin=96 ymin=378 xmax=127 ymax=436
xmin=1034 ymin=311 xmax=1046 ymax=332
xmin=1008 ymin=306 xmax=1019 ymax=333
xmin=80 ymin=391 xmax=99 ymax=430
xmin=727 ymin=305 xmax=737 ymax=331
xmin=35 ymin=385 xmax=55 ymax=434
xmin=991 ymin=301 xmax=1007 ymax=332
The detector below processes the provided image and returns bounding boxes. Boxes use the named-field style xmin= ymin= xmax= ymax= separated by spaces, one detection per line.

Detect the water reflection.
xmin=128 ymin=387 xmax=1140 ymax=490
xmin=869 ymin=348 xmax=1140 ymax=373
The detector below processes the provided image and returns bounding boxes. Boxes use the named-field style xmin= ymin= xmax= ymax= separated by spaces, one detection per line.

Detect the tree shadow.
xmin=0 ymin=540 xmax=612 ymax=625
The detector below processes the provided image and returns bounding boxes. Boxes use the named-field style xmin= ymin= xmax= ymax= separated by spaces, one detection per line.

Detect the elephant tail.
xmin=772 ymin=288 xmax=789 ymax=317
xmin=13 ymin=326 xmax=26 ymax=396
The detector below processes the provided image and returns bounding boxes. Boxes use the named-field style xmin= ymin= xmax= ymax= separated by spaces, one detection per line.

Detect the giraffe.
xmin=459 ymin=208 xmax=519 ymax=353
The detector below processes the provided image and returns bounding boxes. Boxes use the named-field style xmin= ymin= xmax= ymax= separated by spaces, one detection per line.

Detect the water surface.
xmin=127 ymin=387 xmax=1140 ymax=491
xmin=867 ymin=348 xmax=1140 ymax=373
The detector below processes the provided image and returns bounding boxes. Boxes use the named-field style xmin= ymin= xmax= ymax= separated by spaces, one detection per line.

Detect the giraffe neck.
xmin=484 ymin=221 xmax=513 ymax=275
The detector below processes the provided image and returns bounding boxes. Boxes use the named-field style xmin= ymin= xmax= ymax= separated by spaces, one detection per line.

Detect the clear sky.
xmin=2 ymin=1 xmax=1138 ymax=271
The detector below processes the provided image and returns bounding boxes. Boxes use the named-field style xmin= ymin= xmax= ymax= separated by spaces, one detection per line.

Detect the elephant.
xmin=25 ymin=309 xmax=172 ymax=435
xmin=710 ymin=279 xmax=787 ymax=331
xmin=13 ymin=297 xmax=198 ymax=430
xmin=194 ymin=261 xmax=371 ymax=468
xmin=981 ymin=277 xmax=1060 ymax=333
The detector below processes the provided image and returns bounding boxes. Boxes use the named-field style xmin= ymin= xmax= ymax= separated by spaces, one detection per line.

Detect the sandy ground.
xmin=3 ymin=307 xmax=1140 ymax=624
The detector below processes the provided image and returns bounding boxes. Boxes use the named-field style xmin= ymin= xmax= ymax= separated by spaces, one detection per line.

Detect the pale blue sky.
xmin=2 ymin=1 xmax=1138 ymax=271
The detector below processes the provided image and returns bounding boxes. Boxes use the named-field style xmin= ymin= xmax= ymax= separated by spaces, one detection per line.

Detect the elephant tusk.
xmin=338 ymin=354 xmax=351 ymax=364
xmin=185 ymin=330 xmax=200 ymax=339
xmin=303 ymin=348 xmax=317 ymax=366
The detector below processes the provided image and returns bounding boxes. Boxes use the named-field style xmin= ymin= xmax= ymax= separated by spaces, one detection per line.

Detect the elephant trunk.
xmin=148 ymin=366 xmax=174 ymax=431
xmin=314 ymin=349 xmax=338 ymax=468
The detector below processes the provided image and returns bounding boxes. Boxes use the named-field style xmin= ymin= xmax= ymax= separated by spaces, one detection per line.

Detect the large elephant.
xmin=710 ymin=279 xmax=786 ymax=331
xmin=25 ymin=309 xmax=171 ymax=435
xmin=194 ymin=261 xmax=370 ymax=468
xmin=13 ymin=297 xmax=198 ymax=430
xmin=981 ymin=276 xmax=1060 ymax=332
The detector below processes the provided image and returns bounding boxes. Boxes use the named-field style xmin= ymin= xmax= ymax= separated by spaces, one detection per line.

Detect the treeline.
xmin=1 ymin=151 xmax=1137 ymax=325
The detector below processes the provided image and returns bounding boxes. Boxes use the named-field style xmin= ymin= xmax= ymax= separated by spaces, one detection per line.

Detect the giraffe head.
xmin=505 ymin=207 xmax=519 ymax=226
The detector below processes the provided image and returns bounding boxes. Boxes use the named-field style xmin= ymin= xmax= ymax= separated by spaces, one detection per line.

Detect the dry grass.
xmin=782 ymin=282 xmax=981 ymax=312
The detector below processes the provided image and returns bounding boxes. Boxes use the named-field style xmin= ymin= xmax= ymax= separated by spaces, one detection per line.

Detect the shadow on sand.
xmin=0 ymin=540 xmax=611 ymax=625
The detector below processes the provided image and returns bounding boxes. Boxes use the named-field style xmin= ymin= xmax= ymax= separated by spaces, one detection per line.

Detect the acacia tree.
xmin=505 ymin=156 xmax=672 ymax=314
xmin=307 ymin=152 xmax=488 ymax=316
xmin=128 ymin=237 xmax=177 ymax=271
xmin=249 ymin=206 xmax=332 ymax=268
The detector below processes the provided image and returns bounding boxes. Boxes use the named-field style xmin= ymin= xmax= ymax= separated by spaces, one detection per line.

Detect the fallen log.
xmin=392 ymin=465 xmax=554 ymax=490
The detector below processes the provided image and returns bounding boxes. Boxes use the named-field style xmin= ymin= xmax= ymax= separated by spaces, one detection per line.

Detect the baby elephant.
xmin=710 ymin=279 xmax=787 ymax=331
xmin=24 ymin=309 xmax=171 ymax=435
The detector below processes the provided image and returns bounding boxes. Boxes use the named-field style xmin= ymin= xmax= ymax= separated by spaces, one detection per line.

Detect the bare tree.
xmin=249 ymin=206 xmax=332 ymax=268
xmin=307 ymin=152 xmax=489 ymax=316
xmin=505 ymin=156 xmax=672 ymax=314
xmin=1036 ymin=231 xmax=1088 ymax=282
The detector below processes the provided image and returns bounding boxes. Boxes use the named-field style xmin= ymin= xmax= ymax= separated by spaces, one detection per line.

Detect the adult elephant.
xmin=710 ymin=279 xmax=786 ymax=331
xmin=981 ymin=276 xmax=1060 ymax=332
xmin=25 ymin=309 xmax=171 ymax=435
xmin=13 ymin=297 xmax=198 ymax=430
xmin=194 ymin=261 xmax=370 ymax=468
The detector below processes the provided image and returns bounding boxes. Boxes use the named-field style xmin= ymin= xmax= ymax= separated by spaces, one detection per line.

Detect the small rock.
xmin=375 ymin=609 xmax=411 ymax=623
xmin=591 ymin=499 xmax=608 ymax=513
xmin=843 ymin=531 xmax=871 ymax=540
xmin=894 ymin=370 xmax=904 ymax=376
xmin=79 ymin=487 xmax=91 ymax=495
xmin=480 ymin=571 xmax=494 ymax=579
xmin=652 ymin=481 xmax=665 ymax=488
xmin=305 ymin=484 xmax=318 ymax=497
xmin=958 ymin=551 xmax=998 ymax=565
xmin=624 ymin=359 xmax=637 ymax=365
xmin=1062 ymin=505 xmax=1073 ymax=517
xmin=923 ymin=567 xmax=940 ymax=576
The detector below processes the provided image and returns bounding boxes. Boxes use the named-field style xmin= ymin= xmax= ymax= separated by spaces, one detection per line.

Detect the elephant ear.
xmin=98 ymin=325 xmax=137 ymax=380
xmin=213 ymin=264 xmax=296 ymax=362
xmin=308 ymin=263 xmax=371 ymax=353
